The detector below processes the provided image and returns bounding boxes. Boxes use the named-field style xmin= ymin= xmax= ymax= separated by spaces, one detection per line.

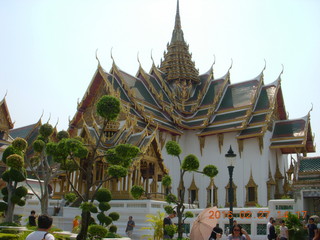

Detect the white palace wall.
xmin=161 ymin=129 xmax=288 ymax=208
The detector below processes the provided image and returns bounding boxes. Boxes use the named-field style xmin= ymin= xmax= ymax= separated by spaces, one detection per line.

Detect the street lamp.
xmin=225 ymin=145 xmax=237 ymax=231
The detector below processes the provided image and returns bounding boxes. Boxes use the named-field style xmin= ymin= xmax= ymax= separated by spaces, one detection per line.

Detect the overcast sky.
xmin=1 ymin=0 xmax=319 ymax=156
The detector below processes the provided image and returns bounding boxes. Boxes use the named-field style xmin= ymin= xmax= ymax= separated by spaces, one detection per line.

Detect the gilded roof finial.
xmin=95 ymin=49 xmax=101 ymax=67
xmin=54 ymin=118 xmax=59 ymax=128
xmin=263 ymin=59 xmax=266 ymax=71
xmin=137 ymin=51 xmax=141 ymax=67
xmin=110 ymin=47 xmax=115 ymax=64
xmin=171 ymin=0 xmax=184 ymax=42
xmin=229 ymin=58 xmax=233 ymax=71
xmin=308 ymin=103 xmax=313 ymax=116
xmin=3 ymin=90 xmax=8 ymax=99
xmin=151 ymin=49 xmax=155 ymax=66
xmin=175 ymin=0 xmax=181 ymax=30
xmin=47 ymin=113 xmax=51 ymax=123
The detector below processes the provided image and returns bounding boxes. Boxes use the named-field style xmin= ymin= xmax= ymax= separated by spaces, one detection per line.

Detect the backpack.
xmin=42 ymin=232 xmax=49 ymax=240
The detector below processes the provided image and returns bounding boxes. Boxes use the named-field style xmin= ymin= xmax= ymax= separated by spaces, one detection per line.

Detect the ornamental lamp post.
xmin=225 ymin=145 xmax=237 ymax=231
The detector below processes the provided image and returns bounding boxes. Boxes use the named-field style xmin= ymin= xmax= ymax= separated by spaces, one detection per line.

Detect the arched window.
xmin=225 ymin=181 xmax=237 ymax=207
xmin=206 ymin=178 xmax=218 ymax=207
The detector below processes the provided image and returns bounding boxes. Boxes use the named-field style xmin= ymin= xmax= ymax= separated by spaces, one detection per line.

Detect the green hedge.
xmin=0 ymin=233 xmax=19 ymax=240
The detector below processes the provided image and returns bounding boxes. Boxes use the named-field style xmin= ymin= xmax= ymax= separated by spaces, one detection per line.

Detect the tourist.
xmin=209 ymin=223 xmax=223 ymax=240
xmin=125 ymin=216 xmax=135 ymax=238
xmin=279 ymin=219 xmax=289 ymax=240
xmin=268 ymin=220 xmax=277 ymax=240
xmin=28 ymin=210 xmax=37 ymax=226
xmin=72 ymin=216 xmax=80 ymax=231
xmin=305 ymin=218 xmax=318 ymax=240
xmin=228 ymin=225 xmax=251 ymax=240
xmin=267 ymin=217 xmax=274 ymax=239
xmin=163 ymin=211 xmax=177 ymax=239
xmin=26 ymin=214 xmax=55 ymax=240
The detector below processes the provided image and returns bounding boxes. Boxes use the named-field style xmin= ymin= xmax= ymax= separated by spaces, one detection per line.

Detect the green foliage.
xmin=165 ymin=194 xmax=177 ymax=203
xmin=33 ymin=140 xmax=45 ymax=153
xmin=9 ymin=168 xmax=26 ymax=182
xmin=57 ymin=130 xmax=70 ymax=140
xmin=285 ymin=212 xmax=302 ymax=230
xmin=184 ymin=211 xmax=194 ymax=218
xmin=98 ymin=202 xmax=111 ymax=212
xmin=16 ymin=200 xmax=25 ymax=207
xmin=107 ymin=165 xmax=127 ymax=178
xmin=6 ymin=154 xmax=24 ymax=169
xmin=105 ymin=149 xmax=121 ymax=165
xmin=164 ymin=224 xmax=177 ymax=238
xmin=15 ymin=186 xmax=27 ymax=198
xmin=29 ymin=156 xmax=40 ymax=167
xmin=1 ymin=188 xmax=8 ymax=196
xmin=130 ymin=185 xmax=145 ymax=199
xmin=74 ymin=146 xmax=88 ymax=158
xmin=164 ymin=205 xmax=174 ymax=214
xmin=0 ymin=233 xmax=19 ymax=240
xmin=95 ymin=188 xmax=112 ymax=202
xmin=10 ymin=195 xmax=20 ymax=204
xmin=80 ymin=202 xmax=94 ymax=212
xmin=90 ymin=206 xmax=98 ymax=213
xmin=104 ymin=216 xmax=112 ymax=226
xmin=11 ymin=138 xmax=27 ymax=152
xmin=1 ymin=171 xmax=10 ymax=182
xmin=97 ymin=212 xmax=107 ymax=224
xmin=0 ymin=202 xmax=8 ymax=212
xmin=2 ymin=196 xmax=8 ymax=203
xmin=109 ymin=225 xmax=117 ymax=233
xmin=45 ymin=142 xmax=57 ymax=156
xmin=88 ymin=224 xmax=108 ymax=238
xmin=0 ymin=223 xmax=19 ymax=227
xmin=108 ymin=212 xmax=119 ymax=221
xmin=105 ymin=232 xmax=121 ymax=238
xmin=165 ymin=141 xmax=182 ymax=156
xmin=60 ymin=160 xmax=78 ymax=171
xmin=203 ymin=165 xmax=219 ymax=178
xmin=64 ymin=192 xmax=77 ymax=203
xmin=1 ymin=146 xmax=22 ymax=164
xmin=96 ymin=95 xmax=121 ymax=121
xmin=181 ymin=154 xmax=199 ymax=171
xmin=39 ymin=123 xmax=54 ymax=138
xmin=114 ymin=144 xmax=140 ymax=161
xmin=281 ymin=195 xmax=291 ymax=199
xmin=162 ymin=175 xmax=172 ymax=187
xmin=141 ymin=211 xmax=165 ymax=240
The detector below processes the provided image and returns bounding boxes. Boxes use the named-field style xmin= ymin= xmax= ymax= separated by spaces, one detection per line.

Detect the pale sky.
xmin=1 ymin=0 xmax=319 ymax=156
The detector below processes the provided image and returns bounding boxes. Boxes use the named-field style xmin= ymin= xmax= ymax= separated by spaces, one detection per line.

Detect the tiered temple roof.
xmin=69 ymin=0 xmax=315 ymax=156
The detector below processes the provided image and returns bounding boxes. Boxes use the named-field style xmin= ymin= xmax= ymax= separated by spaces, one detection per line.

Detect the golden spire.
xmin=171 ymin=0 xmax=184 ymax=43
xmin=160 ymin=0 xmax=199 ymax=100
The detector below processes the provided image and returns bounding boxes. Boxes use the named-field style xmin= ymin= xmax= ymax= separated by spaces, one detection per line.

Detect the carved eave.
xmin=274 ymin=155 xmax=284 ymax=180
xmin=267 ymin=162 xmax=276 ymax=185
xmin=188 ymin=174 xmax=199 ymax=191
xmin=0 ymin=97 xmax=14 ymax=130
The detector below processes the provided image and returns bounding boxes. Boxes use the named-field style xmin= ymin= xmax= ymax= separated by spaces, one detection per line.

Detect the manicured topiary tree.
xmin=25 ymin=123 xmax=81 ymax=215
xmin=47 ymin=95 xmax=140 ymax=240
xmin=0 ymin=138 xmax=28 ymax=223
xmin=131 ymin=140 xmax=218 ymax=239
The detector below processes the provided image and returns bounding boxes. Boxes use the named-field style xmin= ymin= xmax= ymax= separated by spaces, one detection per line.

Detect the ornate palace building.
xmin=66 ymin=0 xmax=316 ymax=208
xmin=6 ymin=1 xmax=316 ymax=209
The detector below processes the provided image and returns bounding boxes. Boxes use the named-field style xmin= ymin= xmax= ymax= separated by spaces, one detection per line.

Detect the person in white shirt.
xmin=279 ymin=220 xmax=289 ymax=240
xmin=26 ymin=214 xmax=55 ymax=240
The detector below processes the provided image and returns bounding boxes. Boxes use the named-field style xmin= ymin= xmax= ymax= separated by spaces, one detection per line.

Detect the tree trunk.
xmin=5 ymin=181 xmax=15 ymax=223
xmin=4 ymin=199 xmax=14 ymax=223
xmin=40 ymin=195 xmax=49 ymax=215
xmin=76 ymin=210 xmax=90 ymax=240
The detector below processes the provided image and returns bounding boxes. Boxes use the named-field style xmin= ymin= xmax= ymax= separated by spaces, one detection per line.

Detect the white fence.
xmin=14 ymin=199 xmax=297 ymax=240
